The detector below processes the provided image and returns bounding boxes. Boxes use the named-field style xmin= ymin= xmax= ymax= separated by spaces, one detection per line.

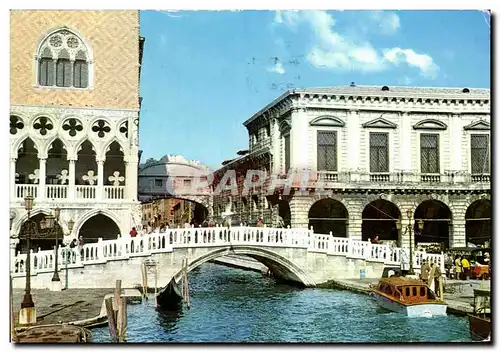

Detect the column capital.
xmin=68 ymin=158 xmax=77 ymax=163
xmin=38 ymin=157 xmax=47 ymax=162
xmin=97 ymin=159 xmax=105 ymax=164
xmin=10 ymin=157 xmax=17 ymax=163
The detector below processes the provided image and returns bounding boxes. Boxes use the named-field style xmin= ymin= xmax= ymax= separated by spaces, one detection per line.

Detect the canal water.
xmin=92 ymin=263 xmax=472 ymax=343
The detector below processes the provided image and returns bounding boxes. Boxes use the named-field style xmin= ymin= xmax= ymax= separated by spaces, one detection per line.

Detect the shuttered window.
xmin=284 ymin=134 xmax=291 ymax=172
xmin=73 ymin=60 xmax=88 ymax=88
xmin=317 ymin=131 xmax=337 ymax=171
xmin=420 ymin=134 xmax=439 ymax=173
xmin=38 ymin=58 xmax=54 ymax=86
xmin=370 ymin=132 xmax=389 ymax=172
xmin=471 ymin=134 xmax=490 ymax=174
xmin=56 ymin=59 xmax=72 ymax=87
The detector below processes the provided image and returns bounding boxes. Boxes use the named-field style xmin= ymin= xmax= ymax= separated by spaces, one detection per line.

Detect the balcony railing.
xmin=105 ymin=186 xmax=125 ymax=199
xmin=471 ymin=174 xmax=490 ymax=183
xmin=369 ymin=173 xmax=390 ymax=182
xmin=317 ymin=171 xmax=338 ymax=182
xmin=15 ymin=184 xmax=38 ymax=199
xmin=420 ymin=174 xmax=441 ymax=183
xmin=46 ymin=185 xmax=68 ymax=199
xmin=76 ymin=185 xmax=97 ymax=199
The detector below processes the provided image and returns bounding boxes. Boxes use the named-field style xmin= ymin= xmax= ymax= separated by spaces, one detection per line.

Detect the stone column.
xmin=38 ymin=158 xmax=47 ymax=200
xmin=97 ymin=160 xmax=104 ymax=200
xmin=125 ymin=159 xmax=138 ymax=200
xmin=68 ymin=159 xmax=76 ymax=200
xmin=10 ymin=157 xmax=17 ymax=200
xmin=289 ymin=194 xmax=310 ymax=229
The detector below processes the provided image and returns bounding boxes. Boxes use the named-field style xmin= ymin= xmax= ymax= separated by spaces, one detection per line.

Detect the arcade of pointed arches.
xmin=14 ymin=208 xmax=122 ymax=253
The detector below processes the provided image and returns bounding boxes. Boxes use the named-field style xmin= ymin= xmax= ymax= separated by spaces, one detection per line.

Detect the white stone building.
xmin=138 ymin=155 xmax=213 ymax=220
xmin=9 ymin=11 xmax=144 ymax=253
xmin=216 ymin=85 xmax=491 ymax=248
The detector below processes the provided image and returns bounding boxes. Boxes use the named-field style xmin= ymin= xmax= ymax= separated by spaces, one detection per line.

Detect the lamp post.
xmin=63 ymin=219 xmax=75 ymax=290
xmin=406 ymin=209 xmax=424 ymax=276
xmin=47 ymin=206 xmax=62 ymax=290
xmin=19 ymin=195 xmax=37 ymax=325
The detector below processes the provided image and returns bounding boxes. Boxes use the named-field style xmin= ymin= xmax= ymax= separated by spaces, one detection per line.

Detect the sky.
xmin=138 ymin=10 xmax=491 ymax=170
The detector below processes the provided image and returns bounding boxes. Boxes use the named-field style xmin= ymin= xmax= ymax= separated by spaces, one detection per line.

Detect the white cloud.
xmin=274 ymin=10 xmax=439 ymax=79
xmin=274 ymin=10 xmax=301 ymax=28
xmin=370 ymin=11 xmax=401 ymax=35
xmin=384 ymin=48 xmax=439 ymax=79
xmin=267 ymin=62 xmax=285 ymax=75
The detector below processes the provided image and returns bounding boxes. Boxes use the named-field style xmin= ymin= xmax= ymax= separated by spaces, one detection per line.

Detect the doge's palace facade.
xmin=9 ymin=11 xmax=144 ymax=253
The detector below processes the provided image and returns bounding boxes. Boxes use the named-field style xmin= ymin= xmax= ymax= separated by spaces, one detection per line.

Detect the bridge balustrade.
xmin=11 ymin=226 xmax=445 ymax=277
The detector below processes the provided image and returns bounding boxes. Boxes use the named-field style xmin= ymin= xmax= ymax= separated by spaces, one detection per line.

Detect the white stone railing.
xmin=15 ymin=184 xmax=38 ymax=199
xmin=11 ymin=226 xmax=444 ymax=277
xmin=76 ymin=185 xmax=97 ymax=199
xmin=104 ymin=186 xmax=125 ymax=200
xmin=46 ymin=185 xmax=68 ymax=199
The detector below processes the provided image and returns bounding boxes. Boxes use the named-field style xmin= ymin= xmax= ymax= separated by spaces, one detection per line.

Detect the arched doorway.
xmin=278 ymin=200 xmax=291 ymax=228
xmin=362 ymin=200 xmax=401 ymax=243
xmin=414 ymin=200 xmax=452 ymax=248
xmin=78 ymin=214 xmax=121 ymax=243
xmin=308 ymin=198 xmax=348 ymax=236
xmin=465 ymin=199 xmax=491 ymax=247
xmin=17 ymin=213 xmax=63 ymax=253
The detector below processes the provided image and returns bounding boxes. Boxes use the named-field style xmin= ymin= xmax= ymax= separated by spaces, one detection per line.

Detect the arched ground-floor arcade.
xmin=285 ymin=190 xmax=491 ymax=249
xmin=10 ymin=201 xmax=143 ymax=255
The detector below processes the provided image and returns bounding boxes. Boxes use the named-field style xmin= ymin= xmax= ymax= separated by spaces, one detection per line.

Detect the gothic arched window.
xmin=36 ymin=28 xmax=92 ymax=89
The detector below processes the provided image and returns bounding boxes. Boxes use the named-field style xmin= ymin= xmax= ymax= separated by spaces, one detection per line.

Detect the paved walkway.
xmin=12 ymin=289 xmax=115 ymax=328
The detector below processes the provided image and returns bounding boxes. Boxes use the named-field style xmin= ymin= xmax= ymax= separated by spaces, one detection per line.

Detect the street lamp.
xmin=19 ymin=195 xmax=36 ymax=324
xmin=63 ymin=219 xmax=75 ymax=290
xmin=405 ymin=209 xmax=424 ymax=276
xmin=46 ymin=205 xmax=62 ymax=288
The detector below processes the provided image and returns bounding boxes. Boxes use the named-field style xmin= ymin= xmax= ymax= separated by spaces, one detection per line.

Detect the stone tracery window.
xmin=36 ymin=28 xmax=91 ymax=88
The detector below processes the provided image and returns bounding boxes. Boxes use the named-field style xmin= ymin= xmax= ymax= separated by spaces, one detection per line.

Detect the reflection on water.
xmin=91 ymin=263 xmax=472 ymax=343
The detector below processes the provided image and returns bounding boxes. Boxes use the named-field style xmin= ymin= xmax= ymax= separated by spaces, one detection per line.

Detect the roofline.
xmin=242 ymin=90 xmax=295 ymax=127
xmin=242 ymin=85 xmax=490 ymax=128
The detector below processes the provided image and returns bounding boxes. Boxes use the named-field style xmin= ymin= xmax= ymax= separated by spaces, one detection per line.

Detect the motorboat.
xmin=468 ymin=288 xmax=491 ymax=342
xmin=371 ymin=277 xmax=447 ymax=317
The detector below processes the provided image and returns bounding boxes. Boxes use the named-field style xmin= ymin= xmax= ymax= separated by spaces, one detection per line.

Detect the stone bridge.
xmin=11 ymin=227 xmax=445 ymax=292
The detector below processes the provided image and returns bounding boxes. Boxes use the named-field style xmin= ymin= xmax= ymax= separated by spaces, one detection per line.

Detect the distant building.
xmin=212 ymin=85 xmax=491 ymax=248
xmin=138 ymin=155 xmax=211 ymax=227
xmin=9 ymin=10 xmax=144 ymax=253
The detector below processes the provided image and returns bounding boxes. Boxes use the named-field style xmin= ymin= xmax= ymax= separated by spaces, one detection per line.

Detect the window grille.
xmin=56 ymin=59 xmax=72 ymax=87
xmin=369 ymin=132 xmax=389 ymax=172
xmin=420 ymin=134 xmax=439 ymax=173
xmin=73 ymin=60 xmax=88 ymax=88
xmin=471 ymin=134 xmax=490 ymax=174
xmin=317 ymin=131 xmax=337 ymax=171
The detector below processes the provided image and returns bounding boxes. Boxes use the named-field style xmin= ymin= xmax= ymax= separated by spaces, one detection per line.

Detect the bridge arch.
xmin=171 ymin=246 xmax=316 ymax=287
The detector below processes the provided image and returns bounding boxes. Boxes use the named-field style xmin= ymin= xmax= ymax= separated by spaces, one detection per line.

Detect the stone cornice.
xmin=10 ymin=104 xmax=139 ymax=117
xmin=242 ymin=86 xmax=490 ymax=129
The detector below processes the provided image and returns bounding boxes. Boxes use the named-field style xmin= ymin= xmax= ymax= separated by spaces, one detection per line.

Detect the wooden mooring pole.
xmin=106 ymin=280 xmax=127 ymax=342
xmin=183 ymin=258 xmax=190 ymax=309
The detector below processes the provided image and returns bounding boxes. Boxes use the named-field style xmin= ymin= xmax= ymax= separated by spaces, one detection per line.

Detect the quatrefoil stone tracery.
xmin=33 ymin=116 xmax=53 ymax=136
xmin=119 ymin=121 xmax=128 ymax=138
xmin=92 ymin=120 xmax=111 ymax=138
xmin=10 ymin=116 xmax=24 ymax=135
xmin=62 ymin=118 xmax=84 ymax=137
xmin=67 ymin=37 xmax=79 ymax=48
